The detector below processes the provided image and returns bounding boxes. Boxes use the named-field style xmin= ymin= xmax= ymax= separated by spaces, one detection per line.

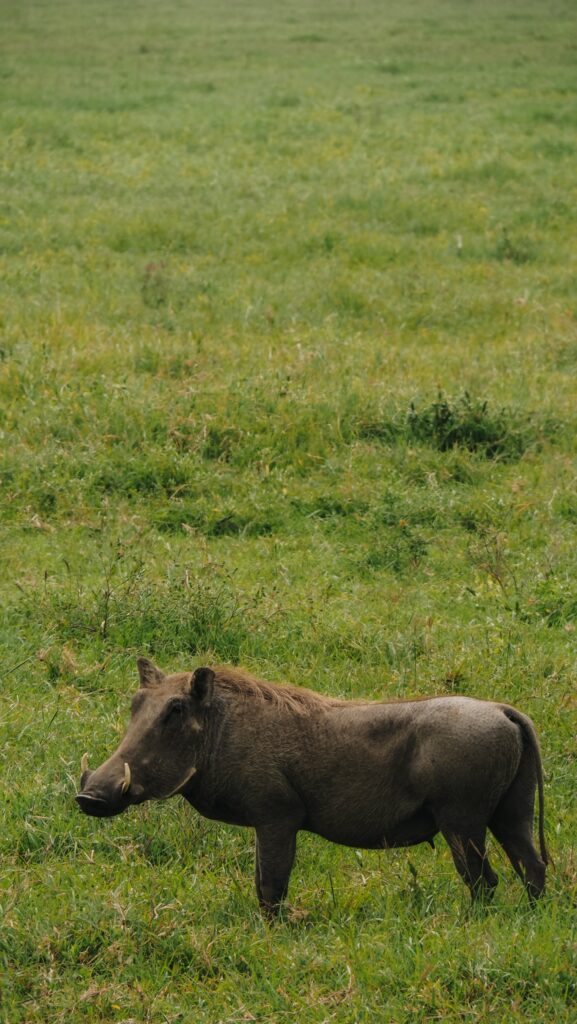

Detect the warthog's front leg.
xmin=254 ymin=823 xmax=297 ymax=917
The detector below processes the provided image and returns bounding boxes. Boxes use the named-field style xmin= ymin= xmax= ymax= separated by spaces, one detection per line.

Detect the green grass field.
xmin=1 ymin=0 xmax=577 ymax=1019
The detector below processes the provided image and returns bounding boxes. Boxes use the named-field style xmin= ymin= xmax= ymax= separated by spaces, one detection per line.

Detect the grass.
xmin=1 ymin=0 xmax=577 ymax=1020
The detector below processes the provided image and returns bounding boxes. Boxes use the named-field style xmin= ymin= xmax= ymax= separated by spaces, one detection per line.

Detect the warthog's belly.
xmin=381 ymin=806 xmax=438 ymax=849
xmin=309 ymin=805 xmax=437 ymax=851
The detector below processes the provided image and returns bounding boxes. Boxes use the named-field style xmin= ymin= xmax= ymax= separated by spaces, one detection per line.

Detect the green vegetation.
xmin=1 ymin=0 xmax=576 ymax=1019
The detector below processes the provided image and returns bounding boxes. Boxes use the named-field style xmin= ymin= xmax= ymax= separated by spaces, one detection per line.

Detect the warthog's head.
xmin=76 ymin=659 xmax=214 ymax=818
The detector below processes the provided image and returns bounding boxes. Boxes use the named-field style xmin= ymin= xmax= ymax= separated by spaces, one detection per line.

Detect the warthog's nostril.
xmin=75 ymin=793 xmax=111 ymax=817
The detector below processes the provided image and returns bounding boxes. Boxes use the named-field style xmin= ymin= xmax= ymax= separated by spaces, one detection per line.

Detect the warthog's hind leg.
xmin=489 ymin=817 xmax=546 ymax=903
xmin=488 ymin=766 xmax=546 ymax=903
xmin=255 ymin=824 xmax=298 ymax=917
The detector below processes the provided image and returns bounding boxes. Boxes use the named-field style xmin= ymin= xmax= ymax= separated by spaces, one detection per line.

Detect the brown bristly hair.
xmin=211 ymin=665 xmax=347 ymax=715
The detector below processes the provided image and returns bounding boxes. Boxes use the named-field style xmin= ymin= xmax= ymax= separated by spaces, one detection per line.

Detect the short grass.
xmin=1 ymin=0 xmax=577 ymax=1020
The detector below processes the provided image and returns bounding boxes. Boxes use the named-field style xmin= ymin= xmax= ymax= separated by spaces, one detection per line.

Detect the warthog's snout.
xmin=76 ymin=756 xmax=134 ymax=818
xmin=75 ymin=792 xmax=117 ymax=817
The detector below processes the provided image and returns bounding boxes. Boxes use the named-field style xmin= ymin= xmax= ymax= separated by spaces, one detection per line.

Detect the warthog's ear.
xmin=137 ymin=657 xmax=165 ymax=688
xmin=190 ymin=666 xmax=215 ymax=706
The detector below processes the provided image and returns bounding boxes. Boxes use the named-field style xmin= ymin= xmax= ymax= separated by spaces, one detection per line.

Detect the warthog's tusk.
xmin=81 ymin=753 xmax=89 ymax=774
xmin=164 ymin=765 xmax=197 ymax=799
xmin=121 ymin=762 xmax=131 ymax=794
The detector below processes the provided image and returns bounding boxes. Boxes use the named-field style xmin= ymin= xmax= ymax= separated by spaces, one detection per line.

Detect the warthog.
xmin=76 ymin=659 xmax=548 ymax=913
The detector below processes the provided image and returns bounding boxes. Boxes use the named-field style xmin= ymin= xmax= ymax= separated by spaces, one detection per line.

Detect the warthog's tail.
xmin=503 ymin=707 xmax=549 ymax=865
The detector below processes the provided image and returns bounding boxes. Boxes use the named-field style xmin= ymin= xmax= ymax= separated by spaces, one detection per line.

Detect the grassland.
xmin=1 ymin=0 xmax=577 ymax=1020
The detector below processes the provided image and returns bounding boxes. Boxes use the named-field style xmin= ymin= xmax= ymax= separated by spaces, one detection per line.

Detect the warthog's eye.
xmin=163 ymin=698 xmax=186 ymax=722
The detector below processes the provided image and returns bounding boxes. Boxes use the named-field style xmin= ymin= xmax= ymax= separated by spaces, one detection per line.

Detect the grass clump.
xmin=530 ymin=576 xmax=577 ymax=628
xmin=359 ymin=392 xmax=549 ymax=462
xmin=406 ymin=392 xmax=537 ymax=460
xmin=361 ymin=522 xmax=428 ymax=575
xmin=152 ymin=496 xmax=283 ymax=537
xmin=16 ymin=550 xmax=252 ymax=664
xmin=492 ymin=228 xmax=538 ymax=265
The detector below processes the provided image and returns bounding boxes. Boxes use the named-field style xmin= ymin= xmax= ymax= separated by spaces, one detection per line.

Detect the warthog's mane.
xmin=212 ymin=665 xmax=347 ymax=715
xmin=209 ymin=666 xmax=482 ymax=715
